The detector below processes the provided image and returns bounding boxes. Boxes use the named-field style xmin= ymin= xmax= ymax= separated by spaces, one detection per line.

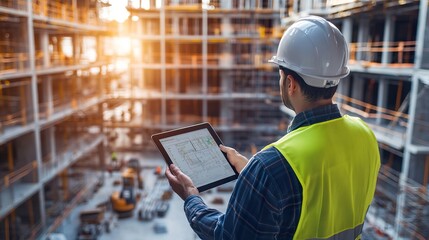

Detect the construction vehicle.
xmin=110 ymin=158 xmax=143 ymax=218
xmin=77 ymin=208 xmax=105 ymax=240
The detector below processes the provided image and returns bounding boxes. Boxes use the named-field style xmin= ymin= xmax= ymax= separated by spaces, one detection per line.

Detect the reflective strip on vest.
xmin=309 ymin=223 xmax=363 ymax=240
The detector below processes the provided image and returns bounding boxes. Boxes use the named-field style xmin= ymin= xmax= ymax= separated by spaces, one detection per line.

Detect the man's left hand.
xmin=165 ymin=164 xmax=199 ymax=200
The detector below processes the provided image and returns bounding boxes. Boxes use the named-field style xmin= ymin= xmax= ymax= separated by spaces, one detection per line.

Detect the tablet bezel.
xmin=151 ymin=122 xmax=238 ymax=192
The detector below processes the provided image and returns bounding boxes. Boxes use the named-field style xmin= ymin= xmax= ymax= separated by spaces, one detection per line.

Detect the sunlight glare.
xmin=100 ymin=1 xmax=130 ymax=23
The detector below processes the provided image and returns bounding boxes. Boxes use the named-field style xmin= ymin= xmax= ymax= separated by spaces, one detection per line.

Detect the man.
xmin=166 ymin=16 xmax=380 ymax=239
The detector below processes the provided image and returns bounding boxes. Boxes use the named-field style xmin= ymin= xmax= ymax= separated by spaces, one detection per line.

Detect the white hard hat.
xmin=269 ymin=16 xmax=350 ymax=88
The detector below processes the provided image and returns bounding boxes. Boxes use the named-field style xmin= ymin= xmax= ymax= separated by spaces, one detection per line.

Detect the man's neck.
xmin=294 ymin=99 xmax=333 ymax=115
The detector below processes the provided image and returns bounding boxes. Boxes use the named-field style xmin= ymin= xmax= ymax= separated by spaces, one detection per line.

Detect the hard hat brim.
xmin=269 ymin=56 xmax=350 ymax=88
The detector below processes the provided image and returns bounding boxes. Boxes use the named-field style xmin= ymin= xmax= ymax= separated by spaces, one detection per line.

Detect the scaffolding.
xmin=288 ymin=0 xmax=429 ymax=238
xmin=126 ymin=0 xmax=287 ymax=152
xmin=0 ymin=1 xmax=113 ymax=239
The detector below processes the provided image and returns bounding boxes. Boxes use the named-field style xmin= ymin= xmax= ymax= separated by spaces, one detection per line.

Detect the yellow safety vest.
xmin=264 ymin=115 xmax=380 ymax=239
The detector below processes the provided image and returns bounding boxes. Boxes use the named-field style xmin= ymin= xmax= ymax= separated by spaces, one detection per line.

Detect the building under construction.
xmin=0 ymin=0 xmax=428 ymax=239
xmin=289 ymin=0 xmax=429 ymax=239
xmin=0 ymin=0 xmax=116 ymax=238
xmin=112 ymin=0 xmax=287 ymax=153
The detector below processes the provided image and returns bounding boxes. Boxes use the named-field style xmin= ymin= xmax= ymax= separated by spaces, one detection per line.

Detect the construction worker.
xmin=111 ymin=151 xmax=118 ymax=168
xmin=166 ymin=16 xmax=380 ymax=239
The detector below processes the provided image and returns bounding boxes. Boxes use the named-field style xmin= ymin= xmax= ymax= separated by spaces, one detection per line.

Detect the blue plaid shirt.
xmin=184 ymin=104 xmax=343 ymax=240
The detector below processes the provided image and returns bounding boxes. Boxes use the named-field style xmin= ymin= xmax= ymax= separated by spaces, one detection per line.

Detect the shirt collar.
xmin=287 ymin=104 xmax=342 ymax=133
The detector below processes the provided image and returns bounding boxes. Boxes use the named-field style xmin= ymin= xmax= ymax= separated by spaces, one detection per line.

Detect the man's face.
xmin=279 ymin=69 xmax=294 ymax=110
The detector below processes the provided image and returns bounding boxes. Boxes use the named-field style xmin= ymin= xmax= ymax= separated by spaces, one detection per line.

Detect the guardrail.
xmin=0 ymin=161 xmax=38 ymax=210
xmin=349 ymin=41 xmax=416 ymax=66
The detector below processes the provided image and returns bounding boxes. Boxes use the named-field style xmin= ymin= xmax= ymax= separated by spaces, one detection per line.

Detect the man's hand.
xmin=165 ymin=164 xmax=199 ymax=200
xmin=219 ymin=145 xmax=249 ymax=173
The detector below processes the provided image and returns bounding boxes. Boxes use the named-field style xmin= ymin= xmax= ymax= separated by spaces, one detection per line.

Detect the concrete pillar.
xmin=351 ymin=75 xmax=364 ymax=101
xmin=341 ymin=18 xmax=352 ymax=44
xmin=221 ymin=71 xmax=233 ymax=126
xmin=72 ymin=34 xmax=80 ymax=64
xmin=222 ymin=17 xmax=233 ymax=37
xmin=301 ymin=0 xmax=312 ymax=11
xmin=293 ymin=0 xmax=299 ymax=13
xmin=414 ymin=0 xmax=429 ymax=69
xmin=202 ymin=8 xmax=208 ymax=122
xmin=172 ymin=16 xmax=179 ymax=35
xmin=49 ymin=127 xmax=56 ymax=164
xmin=357 ymin=19 xmax=369 ymax=61
xmin=98 ymin=143 xmax=105 ymax=183
xmin=27 ymin=0 xmax=45 ymax=227
xmin=40 ymin=30 xmax=50 ymax=67
xmin=43 ymin=76 xmax=53 ymax=116
xmin=273 ymin=0 xmax=281 ymax=9
xmin=221 ymin=0 xmax=232 ymax=9
xmin=337 ymin=76 xmax=350 ymax=105
xmin=382 ymin=15 xmax=395 ymax=65
xmin=376 ymin=78 xmax=388 ymax=125
xmin=72 ymin=0 xmax=77 ymax=22
xmin=394 ymin=75 xmax=421 ymax=238
xmin=160 ymin=1 xmax=166 ymax=125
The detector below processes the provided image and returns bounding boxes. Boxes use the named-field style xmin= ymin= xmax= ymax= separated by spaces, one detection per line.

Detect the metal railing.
xmin=0 ymin=161 xmax=38 ymax=209
xmin=349 ymin=41 xmax=416 ymax=66
xmin=368 ymin=165 xmax=429 ymax=240
xmin=0 ymin=107 xmax=33 ymax=134
xmin=0 ymin=0 xmax=27 ymax=11
xmin=40 ymin=134 xmax=103 ymax=182
xmin=336 ymin=93 xmax=408 ymax=127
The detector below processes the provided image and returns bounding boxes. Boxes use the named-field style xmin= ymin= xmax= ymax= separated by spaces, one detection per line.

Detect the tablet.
xmin=151 ymin=122 xmax=238 ymax=192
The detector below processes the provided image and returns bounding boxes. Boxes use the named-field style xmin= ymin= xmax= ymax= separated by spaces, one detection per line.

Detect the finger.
xmin=170 ymin=164 xmax=192 ymax=183
xmin=165 ymin=166 xmax=178 ymax=184
xmin=170 ymin=164 xmax=185 ymax=179
xmin=219 ymin=144 xmax=234 ymax=153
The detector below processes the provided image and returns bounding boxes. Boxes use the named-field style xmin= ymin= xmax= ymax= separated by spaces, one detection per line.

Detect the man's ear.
xmin=287 ymin=74 xmax=297 ymax=95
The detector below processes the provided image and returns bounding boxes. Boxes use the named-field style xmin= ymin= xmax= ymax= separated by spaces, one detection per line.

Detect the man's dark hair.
xmin=280 ymin=66 xmax=337 ymax=102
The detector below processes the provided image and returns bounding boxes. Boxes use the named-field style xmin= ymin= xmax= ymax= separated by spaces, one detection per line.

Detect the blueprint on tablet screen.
xmin=160 ymin=128 xmax=235 ymax=187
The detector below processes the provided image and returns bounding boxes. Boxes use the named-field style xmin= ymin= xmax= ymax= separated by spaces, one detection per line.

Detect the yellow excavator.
xmin=111 ymin=159 xmax=143 ymax=218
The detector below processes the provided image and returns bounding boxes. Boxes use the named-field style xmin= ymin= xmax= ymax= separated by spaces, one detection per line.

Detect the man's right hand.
xmin=219 ymin=145 xmax=249 ymax=173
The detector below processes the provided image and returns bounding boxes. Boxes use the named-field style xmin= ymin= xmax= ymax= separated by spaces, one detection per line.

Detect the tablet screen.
xmin=159 ymin=128 xmax=236 ymax=188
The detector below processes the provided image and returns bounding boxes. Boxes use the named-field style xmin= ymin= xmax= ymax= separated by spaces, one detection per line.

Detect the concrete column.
xmin=221 ymin=71 xmax=233 ymax=126
xmin=172 ymin=16 xmax=179 ymax=35
xmin=273 ymin=0 xmax=281 ymax=9
xmin=182 ymin=18 xmax=188 ymax=35
xmin=301 ymin=0 xmax=312 ymax=11
xmin=150 ymin=0 xmax=156 ymax=8
xmin=96 ymin=35 xmax=102 ymax=62
xmin=160 ymin=0 xmax=166 ymax=125
xmin=72 ymin=0 xmax=77 ymax=22
xmin=221 ymin=17 xmax=233 ymax=37
xmin=341 ymin=18 xmax=352 ymax=44
xmin=337 ymin=76 xmax=350 ymax=106
xmin=293 ymin=0 xmax=299 ymax=13
xmin=40 ymin=30 xmax=50 ymax=67
xmin=414 ymin=0 xmax=429 ymax=69
xmin=72 ymin=34 xmax=80 ymax=64
xmin=221 ymin=0 xmax=232 ymax=9
xmin=98 ymin=143 xmax=105 ymax=183
xmin=27 ymin=0 xmax=46 ymax=227
xmin=43 ymin=76 xmax=53 ymax=116
xmin=382 ymin=15 xmax=395 ymax=65
xmin=351 ymin=75 xmax=364 ymax=101
xmin=49 ymin=127 xmax=56 ymax=164
xmin=376 ymin=78 xmax=388 ymax=125
xmin=136 ymin=16 xmax=143 ymax=35
xmin=357 ymin=19 xmax=369 ymax=61
xmin=394 ymin=75 xmax=421 ymax=238
xmin=202 ymin=8 xmax=208 ymax=122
